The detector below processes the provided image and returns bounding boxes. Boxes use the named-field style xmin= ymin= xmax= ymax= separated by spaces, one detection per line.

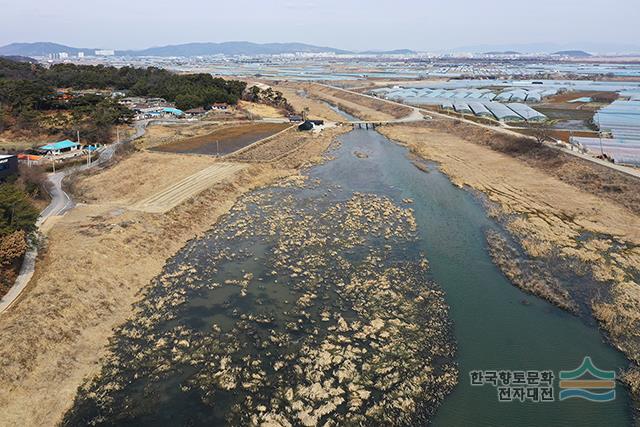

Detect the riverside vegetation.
xmin=63 ymin=159 xmax=457 ymax=426
xmin=380 ymin=121 xmax=640 ymax=416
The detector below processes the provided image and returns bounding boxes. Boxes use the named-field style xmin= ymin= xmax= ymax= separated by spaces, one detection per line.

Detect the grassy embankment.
xmin=379 ymin=120 xmax=640 ymax=414
xmin=0 ymin=92 xmax=349 ymax=426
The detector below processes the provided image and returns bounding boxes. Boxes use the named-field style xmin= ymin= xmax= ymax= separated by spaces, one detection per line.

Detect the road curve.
xmin=0 ymin=121 xmax=148 ymax=314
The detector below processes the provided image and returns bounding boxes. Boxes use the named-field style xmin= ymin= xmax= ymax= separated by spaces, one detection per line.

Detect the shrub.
xmin=0 ymin=183 xmax=39 ymax=237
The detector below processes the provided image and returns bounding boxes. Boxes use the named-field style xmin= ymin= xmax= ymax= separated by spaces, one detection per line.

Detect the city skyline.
xmin=1 ymin=0 xmax=638 ymax=52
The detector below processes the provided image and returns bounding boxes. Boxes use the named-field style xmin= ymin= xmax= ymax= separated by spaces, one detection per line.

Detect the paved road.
xmin=0 ymin=121 xmax=148 ymax=314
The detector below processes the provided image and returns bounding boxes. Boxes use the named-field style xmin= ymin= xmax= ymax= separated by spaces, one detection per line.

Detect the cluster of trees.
xmin=0 ymin=58 xmax=247 ymax=142
xmin=0 ymin=183 xmax=39 ymax=294
xmin=42 ymin=63 xmax=247 ymax=110
xmin=243 ymin=86 xmax=294 ymax=113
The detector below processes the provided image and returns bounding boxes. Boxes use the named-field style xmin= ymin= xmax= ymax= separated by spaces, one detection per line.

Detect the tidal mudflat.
xmin=64 ymin=128 xmax=633 ymax=426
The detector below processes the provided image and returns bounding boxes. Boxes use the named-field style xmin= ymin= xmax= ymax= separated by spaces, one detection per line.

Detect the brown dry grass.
xmin=72 ymin=151 xmax=219 ymax=205
xmin=414 ymin=120 xmax=640 ymax=215
xmin=543 ymin=91 xmax=618 ymax=106
xmin=237 ymin=101 xmax=286 ymax=119
xmin=229 ymin=125 xmax=349 ymax=164
xmin=151 ymin=122 xmax=290 ymax=156
xmin=270 ymin=82 xmax=346 ymax=122
xmin=0 ymin=124 xmax=343 ymax=426
xmin=306 ymin=84 xmax=412 ymax=121
xmin=0 ymin=131 xmax=58 ymax=152
xmin=380 ymin=123 xmax=640 ymax=407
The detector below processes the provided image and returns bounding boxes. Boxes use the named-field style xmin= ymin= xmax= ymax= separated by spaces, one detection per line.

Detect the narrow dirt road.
xmin=132 ymin=162 xmax=247 ymax=213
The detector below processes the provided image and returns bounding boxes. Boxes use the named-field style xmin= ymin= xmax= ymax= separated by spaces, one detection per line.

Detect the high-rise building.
xmin=95 ymin=49 xmax=115 ymax=56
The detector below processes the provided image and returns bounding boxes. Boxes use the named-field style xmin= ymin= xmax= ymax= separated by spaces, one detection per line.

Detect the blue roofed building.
xmin=163 ymin=107 xmax=184 ymax=116
xmin=39 ymin=139 xmax=81 ymax=155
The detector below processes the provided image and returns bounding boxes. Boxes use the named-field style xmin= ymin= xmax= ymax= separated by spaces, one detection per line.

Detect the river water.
xmin=321 ymin=128 xmax=632 ymax=426
xmin=64 ymin=121 xmax=633 ymax=425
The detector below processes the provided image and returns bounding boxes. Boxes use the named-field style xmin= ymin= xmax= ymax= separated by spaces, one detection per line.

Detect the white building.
xmin=95 ymin=49 xmax=115 ymax=56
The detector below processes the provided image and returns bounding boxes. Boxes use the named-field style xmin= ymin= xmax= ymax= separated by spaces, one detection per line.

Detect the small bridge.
xmin=350 ymin=122 xmax=384 ymax=129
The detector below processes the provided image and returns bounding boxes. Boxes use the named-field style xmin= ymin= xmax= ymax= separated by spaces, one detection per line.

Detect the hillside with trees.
xmin=0 ymin=58 xmax=247 ymax=144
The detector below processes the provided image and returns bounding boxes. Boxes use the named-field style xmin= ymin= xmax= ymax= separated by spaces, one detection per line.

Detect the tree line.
xmin=0 ymin=58 xmax=247 ymax=142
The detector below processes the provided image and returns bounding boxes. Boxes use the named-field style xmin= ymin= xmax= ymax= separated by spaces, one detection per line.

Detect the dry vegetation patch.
xmin=228 ymin=126 xmax=349 ymax=164
xmin=237 ymin=100 xmax=286 ymax=119
xmin=299 ymin=84 xmax=408 ymax=121
xmin=413 ymin=120 xmax=640 ymax=215
xmin=270 ymin=82 xmax=349 ymax=122
xmin=308 ymin=85 xmax=412 ymax=120
xmin=0 ymin=122 xmax=344 ymax=426
xmin=380 ymin=122 xmax=640 ymax=409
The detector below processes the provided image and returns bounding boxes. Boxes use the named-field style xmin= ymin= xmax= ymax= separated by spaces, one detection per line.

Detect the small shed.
xmin=298 ymin=121 xmax=314 ymax=131
xmin=186 ymin=107 xmax=207 ymax=116
xmin=0 ymin=154 xmax=18 ymax=181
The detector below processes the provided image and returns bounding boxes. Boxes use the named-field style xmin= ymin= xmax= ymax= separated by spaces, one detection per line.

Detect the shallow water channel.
xmin=64 ymin=124 xmax=632 ymax=425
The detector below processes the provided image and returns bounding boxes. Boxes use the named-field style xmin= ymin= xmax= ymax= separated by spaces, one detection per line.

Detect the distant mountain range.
xmin=551 ymin=50 xmax=592 ymax=58
xmin=3 ymin=41 xmax=636 ymax=58
xmin=0 ymin=42 xmax=95 ymax=57
xmin=482 ymin=51 xmax=522 ymax=55
xmin=452 ymin=42 xmax=640 ymax=55
xmin=0 ymin=41 xmax=417 ymax=57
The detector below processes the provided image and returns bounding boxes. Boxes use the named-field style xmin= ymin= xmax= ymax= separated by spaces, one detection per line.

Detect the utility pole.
xmin=51 ymin=157 xmax=56 ymax=173
xmin=216 ymin=140 xmax=219 ymax=157
xmin=595 ymin=113 xmax=604 ymax=156
xmin=116 ymin=126 xmax=120 ymax=144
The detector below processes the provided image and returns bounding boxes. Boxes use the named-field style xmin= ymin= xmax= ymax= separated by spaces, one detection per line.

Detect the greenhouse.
xmin=509 ymin=90 xmax=528 ymax=102
xmin=494 ymin=92 xmax=513 ymax=102
xmin=468 ymin=102 xmax=493 ymax=117
xmin=441 ymin=101 xmax=454 ymax=110
xmin=454 ymin=103 xmax=473 ymax=114
xmin=425 ymin=89 xmax=446 ymax=98
xmin=595 ymin=100 xmax=640 ymax=141
xmin=465 ymin=91 xmax=485 ymax=99
xmin=525 ymin=91 xmax=542 ymax=102
xmin=572 ymin=137 xmax=640 ymax=166
xmin=507 ymin=103 xmax=547 ymax=121
xmin=486 ymin=102 xmax=523 ymax=121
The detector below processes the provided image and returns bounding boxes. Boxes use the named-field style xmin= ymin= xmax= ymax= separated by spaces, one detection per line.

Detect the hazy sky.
xmin=1 ymin=0 xmax=638 ymax=51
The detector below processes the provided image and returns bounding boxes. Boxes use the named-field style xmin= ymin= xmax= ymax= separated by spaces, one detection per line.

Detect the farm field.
xmin=150 ymin=122 xmax=291 ymax=156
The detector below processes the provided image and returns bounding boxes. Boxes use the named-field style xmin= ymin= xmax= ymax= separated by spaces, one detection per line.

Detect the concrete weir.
xmin=352 ymin=122 xmax=378 ymax=130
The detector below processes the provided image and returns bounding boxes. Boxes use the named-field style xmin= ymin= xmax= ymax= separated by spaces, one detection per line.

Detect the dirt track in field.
xmin=132 ymin=162 xmax=247 ymax=213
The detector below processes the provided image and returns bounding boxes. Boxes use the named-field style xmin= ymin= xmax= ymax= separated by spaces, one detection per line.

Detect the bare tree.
xmin=526 ymin=121 xmax=554 ymax=145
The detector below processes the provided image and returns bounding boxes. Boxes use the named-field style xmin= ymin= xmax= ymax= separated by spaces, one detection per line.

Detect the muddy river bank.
xmin=63 ymin=125 xmax=634 ymax=425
